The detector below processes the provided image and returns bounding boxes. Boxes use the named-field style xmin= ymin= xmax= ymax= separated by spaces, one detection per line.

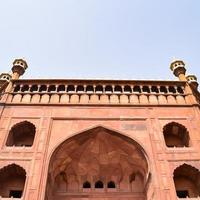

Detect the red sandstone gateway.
xmin=0 ymin=59 xmax=200 ymax=200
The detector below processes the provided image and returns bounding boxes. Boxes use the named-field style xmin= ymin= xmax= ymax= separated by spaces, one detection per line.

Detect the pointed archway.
xmin=0 ymin=164 xmax=26 ymax=198
xmin=174 ymin=164 xmax=200 ymax=198
xmin=45 ymin=126 xmax=150 ymax=200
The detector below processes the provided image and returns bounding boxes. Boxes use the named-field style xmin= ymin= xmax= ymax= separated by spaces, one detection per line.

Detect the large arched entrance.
xmin=45 ymin=126 xmax=150 ymax=200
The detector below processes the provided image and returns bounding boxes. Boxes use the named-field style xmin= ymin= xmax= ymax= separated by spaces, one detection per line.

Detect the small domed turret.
xmin=170 ymin=60 xmax=186 ymax=81
xmin=187 ymin=75 xmax=199 ymax=90
xmin=12 ymin=58 xmax=28 ymax=79
xmin=0 ymin=73 xmax=11 ymax=82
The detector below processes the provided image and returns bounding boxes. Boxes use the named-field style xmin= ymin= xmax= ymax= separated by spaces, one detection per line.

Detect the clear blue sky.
xmin=0 ymin=0 xmax=199 ymax=80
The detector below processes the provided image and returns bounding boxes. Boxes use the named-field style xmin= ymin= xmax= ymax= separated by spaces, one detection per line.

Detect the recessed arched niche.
xmin=6 ymin=121 xmax=36 ymax=147
xmin=163 ymin=122 xmax=190 ymax=148
xmin=174 ymin=164 xmax=200 ymax=198
xmin=45 ymin=126 xmax=150 ymax=200
xmin=0 ymin=164 xmax=26 ymax=198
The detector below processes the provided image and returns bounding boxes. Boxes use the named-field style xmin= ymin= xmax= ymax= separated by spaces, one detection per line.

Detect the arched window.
xmin=83 ymin=181 xmax=91 ymax=188
xmin=114 ymin=85 xmax=122 ymax=93
xmin=30 ymin=85 xmax=38 ymax=92
xmin=39 ymin=85 xmax=47 ymax=92
xmin=57 ymin=85 xmax=66 ymax=92
xmin=0 ymin=164 xmax=26 ymax=198
xmin=6 ymin=121 xmax=36 ymax=147
xmin=177 ymin=86 xmax=184 ymax=94
xmin=163 ymin=122 xmax=190 ymax=148
xmin=21 ymin=85 xmax=29 ymax=92
xmin=142 ymin=86 xmax=150 ymax=93
xmin=77 ymin=85 xmax=84 ymax=93
xmin=169 ymin=86 xmax=176 ymax=93
xmin=86 ymin=85 xmax=94 ymax=93
xmin=124 ymin=85 xmax=132 ymax=93
xmin=48 ymin=85 xmax=56 ymax=92
xmin=14 ymin=85 xmax=21 ymax=92
xmin=151 ymin=86 xmax=159 ymax=93
xmin=160 ymin=86 xmax=168 ymax=93
xmin=107 ymin=181 xmax=116 ymax=188
xmin=67 ymin=85 xmax=75 ymax=93
xmin=133 ymin=86 xmax=141 ymax=93
xmin=95 ymin=85 xmax=103 ymax=93
xmin=105 ymin=85 xmax=113 ymax=93
xmin=174 ymin=164 xmax=200 ymax=198
xmin=95 ymin=180 xmax=104 ymax=188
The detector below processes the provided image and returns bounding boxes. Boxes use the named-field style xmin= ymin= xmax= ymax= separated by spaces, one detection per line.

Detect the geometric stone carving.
xmin=45 ymin=126 xmax=149 ymax=200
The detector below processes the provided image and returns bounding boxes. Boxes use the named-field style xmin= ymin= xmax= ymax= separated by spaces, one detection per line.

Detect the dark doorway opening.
xmin=107 ymin=181 xmax=116 ymax=188
xmin=176 ymin=190 xmax=189 ymax=198
xmin=9 ymin=190 xmax=22 ymax=198
xmin=95 ymin=181 xmax=104 ymax=189
xmin=83 ymin=181 xmax=91 ymax=188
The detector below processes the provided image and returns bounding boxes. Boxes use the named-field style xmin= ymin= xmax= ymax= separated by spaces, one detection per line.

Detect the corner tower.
xmin=170 ymin=59 xmax=187 ymax=81
xmin=12 ymin=58 xmax=28 ymax=80
xmin=5 ymin=58 xmax=28 ymax=93
xmin=170 ymin=59 xmax=199 ymax=104
xmin=187 ymin=75 xmax=199 ymax=90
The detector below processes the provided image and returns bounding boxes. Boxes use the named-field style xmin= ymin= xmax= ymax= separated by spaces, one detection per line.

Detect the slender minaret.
xmin=11 ymin=58 xmax=28 ymax=80
xmin=186 ymin=75 xmax=199 ymax=90
xmin=170 ymin=60 xmax=187 ymax=81
xmin=5 ymin=58 xmax=28 ymax=92
xmin=170 ymin=59 xmax=198 ymax=104
xmin=0 ymin=73 xmax=11 ymax=82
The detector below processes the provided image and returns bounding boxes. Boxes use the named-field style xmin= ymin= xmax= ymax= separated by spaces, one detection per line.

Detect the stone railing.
xmin=0 ymin=79 xmax=192 ymax=105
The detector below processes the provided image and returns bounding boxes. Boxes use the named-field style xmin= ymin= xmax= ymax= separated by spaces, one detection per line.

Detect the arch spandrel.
xmin=45 ymin=126 xmax=151 ymax=200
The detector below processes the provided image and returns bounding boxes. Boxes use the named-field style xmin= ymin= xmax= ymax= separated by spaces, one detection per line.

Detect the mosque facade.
xmin=0 ymin=59 xmax=200 ymax=200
